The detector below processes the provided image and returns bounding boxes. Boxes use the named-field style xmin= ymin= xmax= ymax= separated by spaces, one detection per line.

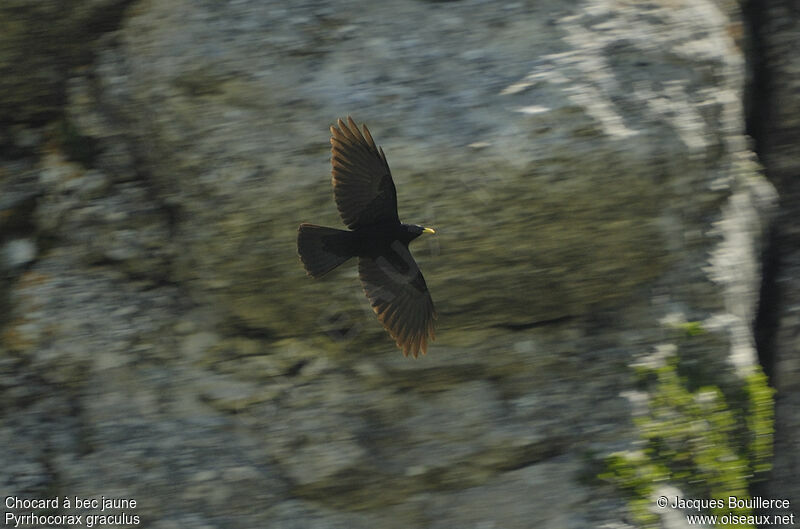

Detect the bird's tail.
xmin=297 ymin=223 xmax=355 ymax=278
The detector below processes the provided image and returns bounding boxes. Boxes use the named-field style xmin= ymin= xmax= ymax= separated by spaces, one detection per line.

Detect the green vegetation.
xmin=677 ymin=320 xmax=705 ymax=337
xmin=601 ymin=356 xmax=774 ymax=528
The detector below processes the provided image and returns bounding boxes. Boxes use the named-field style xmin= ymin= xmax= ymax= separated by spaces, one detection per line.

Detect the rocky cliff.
xmin=746 ymin=0 xmax=800 ymax=518
xmin=0 ymin=0 xmax=793 ymax=527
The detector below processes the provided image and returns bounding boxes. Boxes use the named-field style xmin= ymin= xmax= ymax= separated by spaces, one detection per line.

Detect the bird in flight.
xmin=297 ymin=117 xmax=437 ymax=357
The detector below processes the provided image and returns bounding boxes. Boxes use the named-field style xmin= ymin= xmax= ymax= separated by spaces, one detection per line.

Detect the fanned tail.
xmin=297 ymin=223 xmax=355 ymax=277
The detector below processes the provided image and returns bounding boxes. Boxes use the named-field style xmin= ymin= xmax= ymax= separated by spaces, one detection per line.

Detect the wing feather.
xmin=358 ymin=245 xmax=436 ymax=357
xmin=330 ymin=117 xmax=399 ymax=230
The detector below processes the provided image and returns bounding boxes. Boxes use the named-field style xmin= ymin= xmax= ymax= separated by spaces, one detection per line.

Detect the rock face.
xmin=0 ymin=0 xmax=131 ymax=126
xmin=0 ymin=0 xmax=787 ymax=527
xmin=748 ymin=0 xmax=800 ymax=514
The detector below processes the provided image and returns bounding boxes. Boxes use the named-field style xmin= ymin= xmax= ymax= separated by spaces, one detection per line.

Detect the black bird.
xmin=297 ymin=117 xmax=437 ymax=357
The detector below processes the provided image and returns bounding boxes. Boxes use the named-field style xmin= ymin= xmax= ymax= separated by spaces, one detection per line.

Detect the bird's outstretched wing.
xmin=330 ymin=117 xmax=400 ymax=230
xmin=358 ymin=242 xmax=436 ymax=357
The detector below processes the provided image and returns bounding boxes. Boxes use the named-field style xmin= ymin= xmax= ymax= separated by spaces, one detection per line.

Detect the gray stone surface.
xmin=0 ymin=0 xmax=788 ymax=527
xmin=0 ymin=0 xmax=131 ymax=125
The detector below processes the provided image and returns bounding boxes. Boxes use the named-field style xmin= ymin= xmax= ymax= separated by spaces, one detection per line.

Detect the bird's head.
xmin=404 ymin=224 xmax=436 ymax=242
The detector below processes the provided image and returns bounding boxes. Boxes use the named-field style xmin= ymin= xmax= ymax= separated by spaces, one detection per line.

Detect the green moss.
xmin=678 ymin=320 xmax=706 ymax=337
xmin=600 ymin=357 xmax=774 ymax=528
xmin=744 ymin=370 xmax=774 ymax=475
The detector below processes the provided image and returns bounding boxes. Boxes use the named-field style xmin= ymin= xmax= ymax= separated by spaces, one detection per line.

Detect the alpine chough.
xmin=297 ymin=117 xmax=437 ymax=357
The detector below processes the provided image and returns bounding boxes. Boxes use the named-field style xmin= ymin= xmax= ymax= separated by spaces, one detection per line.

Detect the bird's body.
xmin=354 ymin=223 xmax=430 ymax=255
xmin=297 ymin=117 xmax=436 ymax=357
xmin=297 ymin=222 xmax=425 ymax=273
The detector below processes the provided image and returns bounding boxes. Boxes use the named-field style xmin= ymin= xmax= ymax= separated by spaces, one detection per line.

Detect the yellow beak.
xmin=423 ymin=227 xmax=436 ymax=234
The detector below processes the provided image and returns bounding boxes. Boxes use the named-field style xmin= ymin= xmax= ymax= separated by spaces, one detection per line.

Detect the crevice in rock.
xmin=754 ymin=227 xmax=779 ymax=381
xmin=743 ymin=0 xmax=771 ymax=159
xmin=743 ymin=0 xmax=778 ymax=382
xmin=493 ymin=315 xmax=574 ymax=331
